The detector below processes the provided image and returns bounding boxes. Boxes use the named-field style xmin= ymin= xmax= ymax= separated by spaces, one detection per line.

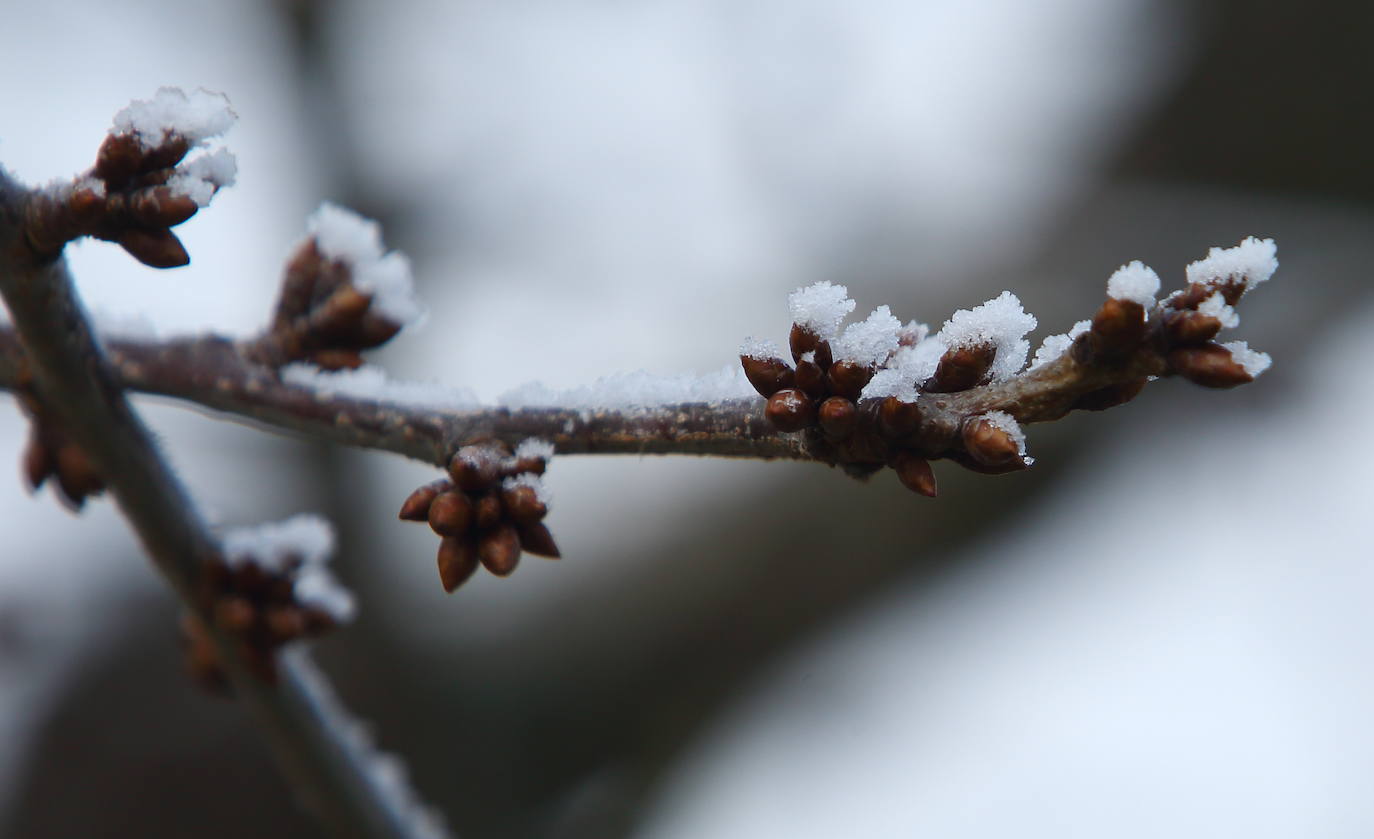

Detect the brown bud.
xmin=1168 ymin=344 xmax=1253 ymax=388
xmin=94 ymin=134 xmax=144 ymax=185
xmin=501 ymin=484 xmax=547 ymax=524
xmin=437 ymin=537 xmax=480 ymax=593
xmin=826 ymin=361 xmax=873 ymax=401
xmin=357 ymin=313 xmax=404 ymax=348
xmin=230 ymin=561 xmax=271 ymax=598
xmin=131 ymin=186 xmax=199 ymax=227
xmin=740 ymin=353 xmax=796 ymax=398
xmin=927 ymin=344 xmax=995 ymax=393
xmin=54 ymin=443 xmax=103 ymax=506
xmin=22 ymin=436 xmax=54 ymax=491
xmin=214 ymin=596 xmax=257 ymax=634
xmin=765 ymin=388 xmax=816 ymax=433
xmin=892 ymin=452 xmax=937 ymax=497
xmin=399 ymin=479 xmax=448 ymax=521
xmin=818 ymin=397 xmax=858 ymax=440
xmin=475 ymin=494 xmax=504 ymax=530
xmin=789 ymin=324 xmax=832 ymax=368
xmin=263 ymin=605 xmax=307 ymax=643
xmin=1073 ymin=377 xmax=1148 ymax=411
xmin=517 ymin=523 xmax=562 ymax=559
xmin=1089 ymin=298 xmax=1147 ymax=355
xmin=962 ymin=416 xmax=1025 ymax=469
xmin=794 ymin=358 xmax=828 ymax=398
xmin=1162 ymin=309 xmax=1221 ymax=346
xmin=449 ymin=446 xmax=503 ymax=491
xmin=313 ymin=286 xmax=372 ymax=332
xmin=307 ymin=349 xmax=365 ymax=370
xmin=427 ymin=490 xmax=474 ymax=537
xmin=478 ymin=525 xmax=522 ymax=577
xmin=117 ymin=228 xmax=189 ymax=268
xmin=877 ymin=396 xmax=920 ymax=439
xmin=510 ymin=456 xmax=547 ymax=476
xmin=68 ymin=188 xmax=106 ymax=224
xmin=140 ymin=135 xmax=191 ymax=172
xmin=1167 ymin=282 xmax=1211 ymax=311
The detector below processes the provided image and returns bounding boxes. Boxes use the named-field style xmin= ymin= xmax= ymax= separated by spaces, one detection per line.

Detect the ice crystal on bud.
xmin=1029 ymin=320 xmax=1091 ymax=371
xmin=1106 ymin=260 xmax=1160 ymax=306
xmin=221 ymin=514 xmax=355 ymax=622
xmin=788 ymin=281 xmax=855 ymax=341
xmin=112 ymin=87 xmax=237 ymax=148
xmin=833 ymin=305 xmax=903 ymax=367
xmin=936 ymin=291 xmax=1037 ymax=381
xmin=306 ymin=203 xmax=423 ymax=327
xmin=1186 ymin=236 xmax=1278 ymax=290
xmin=859 ymin=339 xmax=945 ymax=403
xmin=1221 ymin=340 xmax=1272 ymax=378
xmin=166 ymin=147 xmax=238 ymax=207
xmin=1197 ymin=292 xmax=1240 ymax=329
xmin=514 ymin=438 xmax=555 ymax=462
xmin=740 ymin=336 xmax=783 ymax=360
xmin=502 ymin=473 xmax=551 ymax=506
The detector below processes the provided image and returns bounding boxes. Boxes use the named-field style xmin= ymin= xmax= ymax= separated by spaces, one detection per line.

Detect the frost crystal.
xmin=787 ymin=282 xmax=855 ymax=341
xmin=306 ymin=203 xmax=424 ymax=327
xmin=982 ymin=410 xmax=1032 ymax=465
xmin=833 ymin=305 xmax=903 ymax=367
xmin=112 ymin=87 xmax=237 ymax=148
xmin=1222 ymin=341 xmax=1272 ymax=378
xmin=739 ymin=336 xmax=783 ymax=361
xmin=499 ymin=365 xmax=756 ymax=410
xmin=502 ymin=473 xmax=551 ymax=506
xmin=1197 ymin=292 xmax=1240 ymax=329
xmin=514 ymin=438 xmax=555 ymax=462
xmin=1185 ymin=236 xmax=1279 ymax=291
xmin=282 ymin=364 xmax=481 ymax=410
xmin=1106 ymin=260 xmax=1160 ymax=307
xmin=858 ymin=339 xmax=946 ymax=403
xmin=935 ymin=291 xmax=1037 ymax=381
xmin=1029 ymin=320 xmax=1090 ymax=371
xmin=221 ymin=514 xmax=355 ymax=622
xmin=166 ymin=146 xmax=238 ymax=207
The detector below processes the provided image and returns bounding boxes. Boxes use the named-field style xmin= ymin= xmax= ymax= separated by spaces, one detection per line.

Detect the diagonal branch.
xmin=0 ymin=172 xmax=444 ymax=839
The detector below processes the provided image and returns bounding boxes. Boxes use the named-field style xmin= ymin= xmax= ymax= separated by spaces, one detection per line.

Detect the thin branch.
xmin=0 ymin=172 xmax=444 ymax=839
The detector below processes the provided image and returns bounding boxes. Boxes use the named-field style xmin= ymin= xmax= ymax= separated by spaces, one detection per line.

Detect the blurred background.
xmin=2 ymin=0 xmax=1373 ymax=836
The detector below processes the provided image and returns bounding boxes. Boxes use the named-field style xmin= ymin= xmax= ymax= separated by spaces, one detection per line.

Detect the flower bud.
xmin=1168 ymin=344 xmax=1253 ymax=388
xmin=789 ymin=324 xmax=832 ymax=368
xmin=765 ymin=388 xmax=816 ymax=432
xmin=794 ymin=358 xmax=828 ymax=398
xmin=94 ymin=134 xmax=144 ymax=186
xmin=449 ymin=446 xmax=503 ymax=491
xmin=478 ymin=525 xmax=522 ymax=577
xmin=517 ymin=523 xmax=562 ymax=559
xmin=891 ymin=452 xmax=937 ymax=497
xmin=399 ymin=479 xmax=448 ymax=521
xmin=501 ymin=484 xmax=547 ymax=524
xmin=427 ymin=490 xmax=473 ymax=537
xmin=740 ymin=353 xmax=796 ymax=397
xmin=826 ymin=360 xmax=873 ymax=401
xmin=117 ymin=228 xmax=189 ymax=268
xmin=878 ymin=396 xmax=920 ymax=439
xmin=1162 ymin=309 xmax=1221 ymax=346
xmin=474 ymin=494 xmax=504 ymax=530
xmin=214 ymin=596 xmax=257 ymax=633
xmin=131 ymin=186 xmax=199 ymax=228
xmin=1088 ymin=297 xmax=1146 ymax=356
xmin=22 ymin=435 xmax=53 ymax=491
xmin=817 ymin=397 xmax=858 ymax=440
xmin=436 ymin=537 xmax=479 ymax=593
xmin=962 ymin=416 xmax=1025 ymax=469
xmin=927 ymin=344 xmax=995 ymax=393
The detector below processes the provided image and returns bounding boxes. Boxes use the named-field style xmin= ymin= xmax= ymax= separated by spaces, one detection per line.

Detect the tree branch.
xmin=0 ymin=172 xmax=444 ymax=839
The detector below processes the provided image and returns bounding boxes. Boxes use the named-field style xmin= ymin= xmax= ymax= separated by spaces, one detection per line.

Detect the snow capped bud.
xmin=892 ymin=452 xmax=937 ymax=497
xmin=94 ymin=134 xmax=145 ymax=186
xmin=427 ymin=490 xmax=473 ymax=537
xmin=826 ymin=360 xmax=874 ymax=401
xmin=117 ymin=228 xmax=189 ymax=268
xmin=1185 ymin=237 xmax=1278 ymax=303
xmin=818 ymin=397 xmax=858 ymax=440
xmin=1073 ymin=377 xmax=1148 ymax=411
xmin=399 ymin=479 xmax=448 ymax=521
xmin=478 ymin=525 xmax=522 ymax=577
xmin=449 ymin=446 xmax=503 ymax=491
xmin=130 ymin=186 xmax=199 ymax=228
xmin=1088 ymin=297 xmax=1147 ymax=356
xmin=517 ymin=523 xmax=562 ymax=559
xmin=500 ymin=475 xmax=548 ymax=524
xmin=789 ymin=324 xmax=832 ymax=368
xmin=1105 ymin=260 xmax=1160 ymax=307
xmin=1168 ymin=344 xmax=1255 ymax=388
xmin=794 ymin=356 xmax=828 ymax=399
xmin=963 ymin=412 xmax=1028 ymax=470
xmin=878 ymin=396 xmax=920 ymax=438
xmin=927 ymin=343 xmax=996 ymax=393
xmin=1162 ymin=309 xmax=1222 ymax=346
xmin=740 ymin=352 xmax=796 ymax=398
xmin=765 ymin=388 xmax=816 ymax=432
xmin=437 ymin=537 xmax=479 ymax=593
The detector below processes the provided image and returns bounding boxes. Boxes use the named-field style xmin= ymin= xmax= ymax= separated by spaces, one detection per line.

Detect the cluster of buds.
xmin=245 ymin=204 xmax=422 ymax=371
xmin=742 ymin=237 xmax=1277 ymax=495
xmin=399 ymin=440 xmax=560 ymax=593
xmin=14 ymin=382 xmax=105 ymax=509
xmin=23 ymin=87 xmax=237 ymax=268
xmin=184 ymin=515 xmax=353 ymax=690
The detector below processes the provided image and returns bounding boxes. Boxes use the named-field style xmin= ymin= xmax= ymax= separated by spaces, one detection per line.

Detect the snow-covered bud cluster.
xmin=13 ymin=382 xmax=105 ymax=509
xmin=248 ymin=204 xmax=422 ymax=371
xmin=185 ymin=515 xmax=354 ymax=690
xmin=24 ymin=88 xmax=237 ymax=268
xmin=743 ymin=238 xmax=1277 ymax=495
xmin=398 ymin=439 xmax=559 ymax=593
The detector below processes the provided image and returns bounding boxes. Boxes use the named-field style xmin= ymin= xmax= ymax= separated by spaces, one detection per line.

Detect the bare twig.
xmin=0 ymin=172 xmax=445 ymax=839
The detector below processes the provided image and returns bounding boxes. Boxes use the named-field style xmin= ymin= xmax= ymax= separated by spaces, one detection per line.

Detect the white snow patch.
xmin=936 ymin=291 xmax=1037 ymax=381
xmin=1222 ymin=341 xmax=1272 ymax=378
xmin=502 ymin=473 xmax=551 ymax=507
xmin=513 ymin=438 xmax=555 ymax=462
xmin=305 ymin=203 xmax=424 ymax=327
xmin=1029 ymin=319 xmax=1091 ymax=371
xmin=499 ymin=365 xmax=756 ymax=410
xmin=1106 ymin=260 xmax=1160 ymax=307
xmin=898 ymin=320 xmax=931 ymax=346
xmin=221 ymin=513 xmax=354 ymax=622
xmin=1198 ymin=292 xmax=1240 ymax=329
xmin=859 ymin=339 xmax=947 ymax=403
xmin=981 ymin=410 xmax=1032 ymax=466
xmin=739 ymin=336 xmax=783 ymax=361
xmin=834 ymin=305 xmax=903 ymax=367
xmin=281 ymin=364 xmax=482 ymax=410
xmin=166 ymin=146 xmax=237 ymax=207
xmin=787 ymin=282 xmax=855 ymax=341
xmin=111 ymin=87 xmax=237 ymax=148
xmin=1185 ymin=236 xmax=1279 ymax=292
